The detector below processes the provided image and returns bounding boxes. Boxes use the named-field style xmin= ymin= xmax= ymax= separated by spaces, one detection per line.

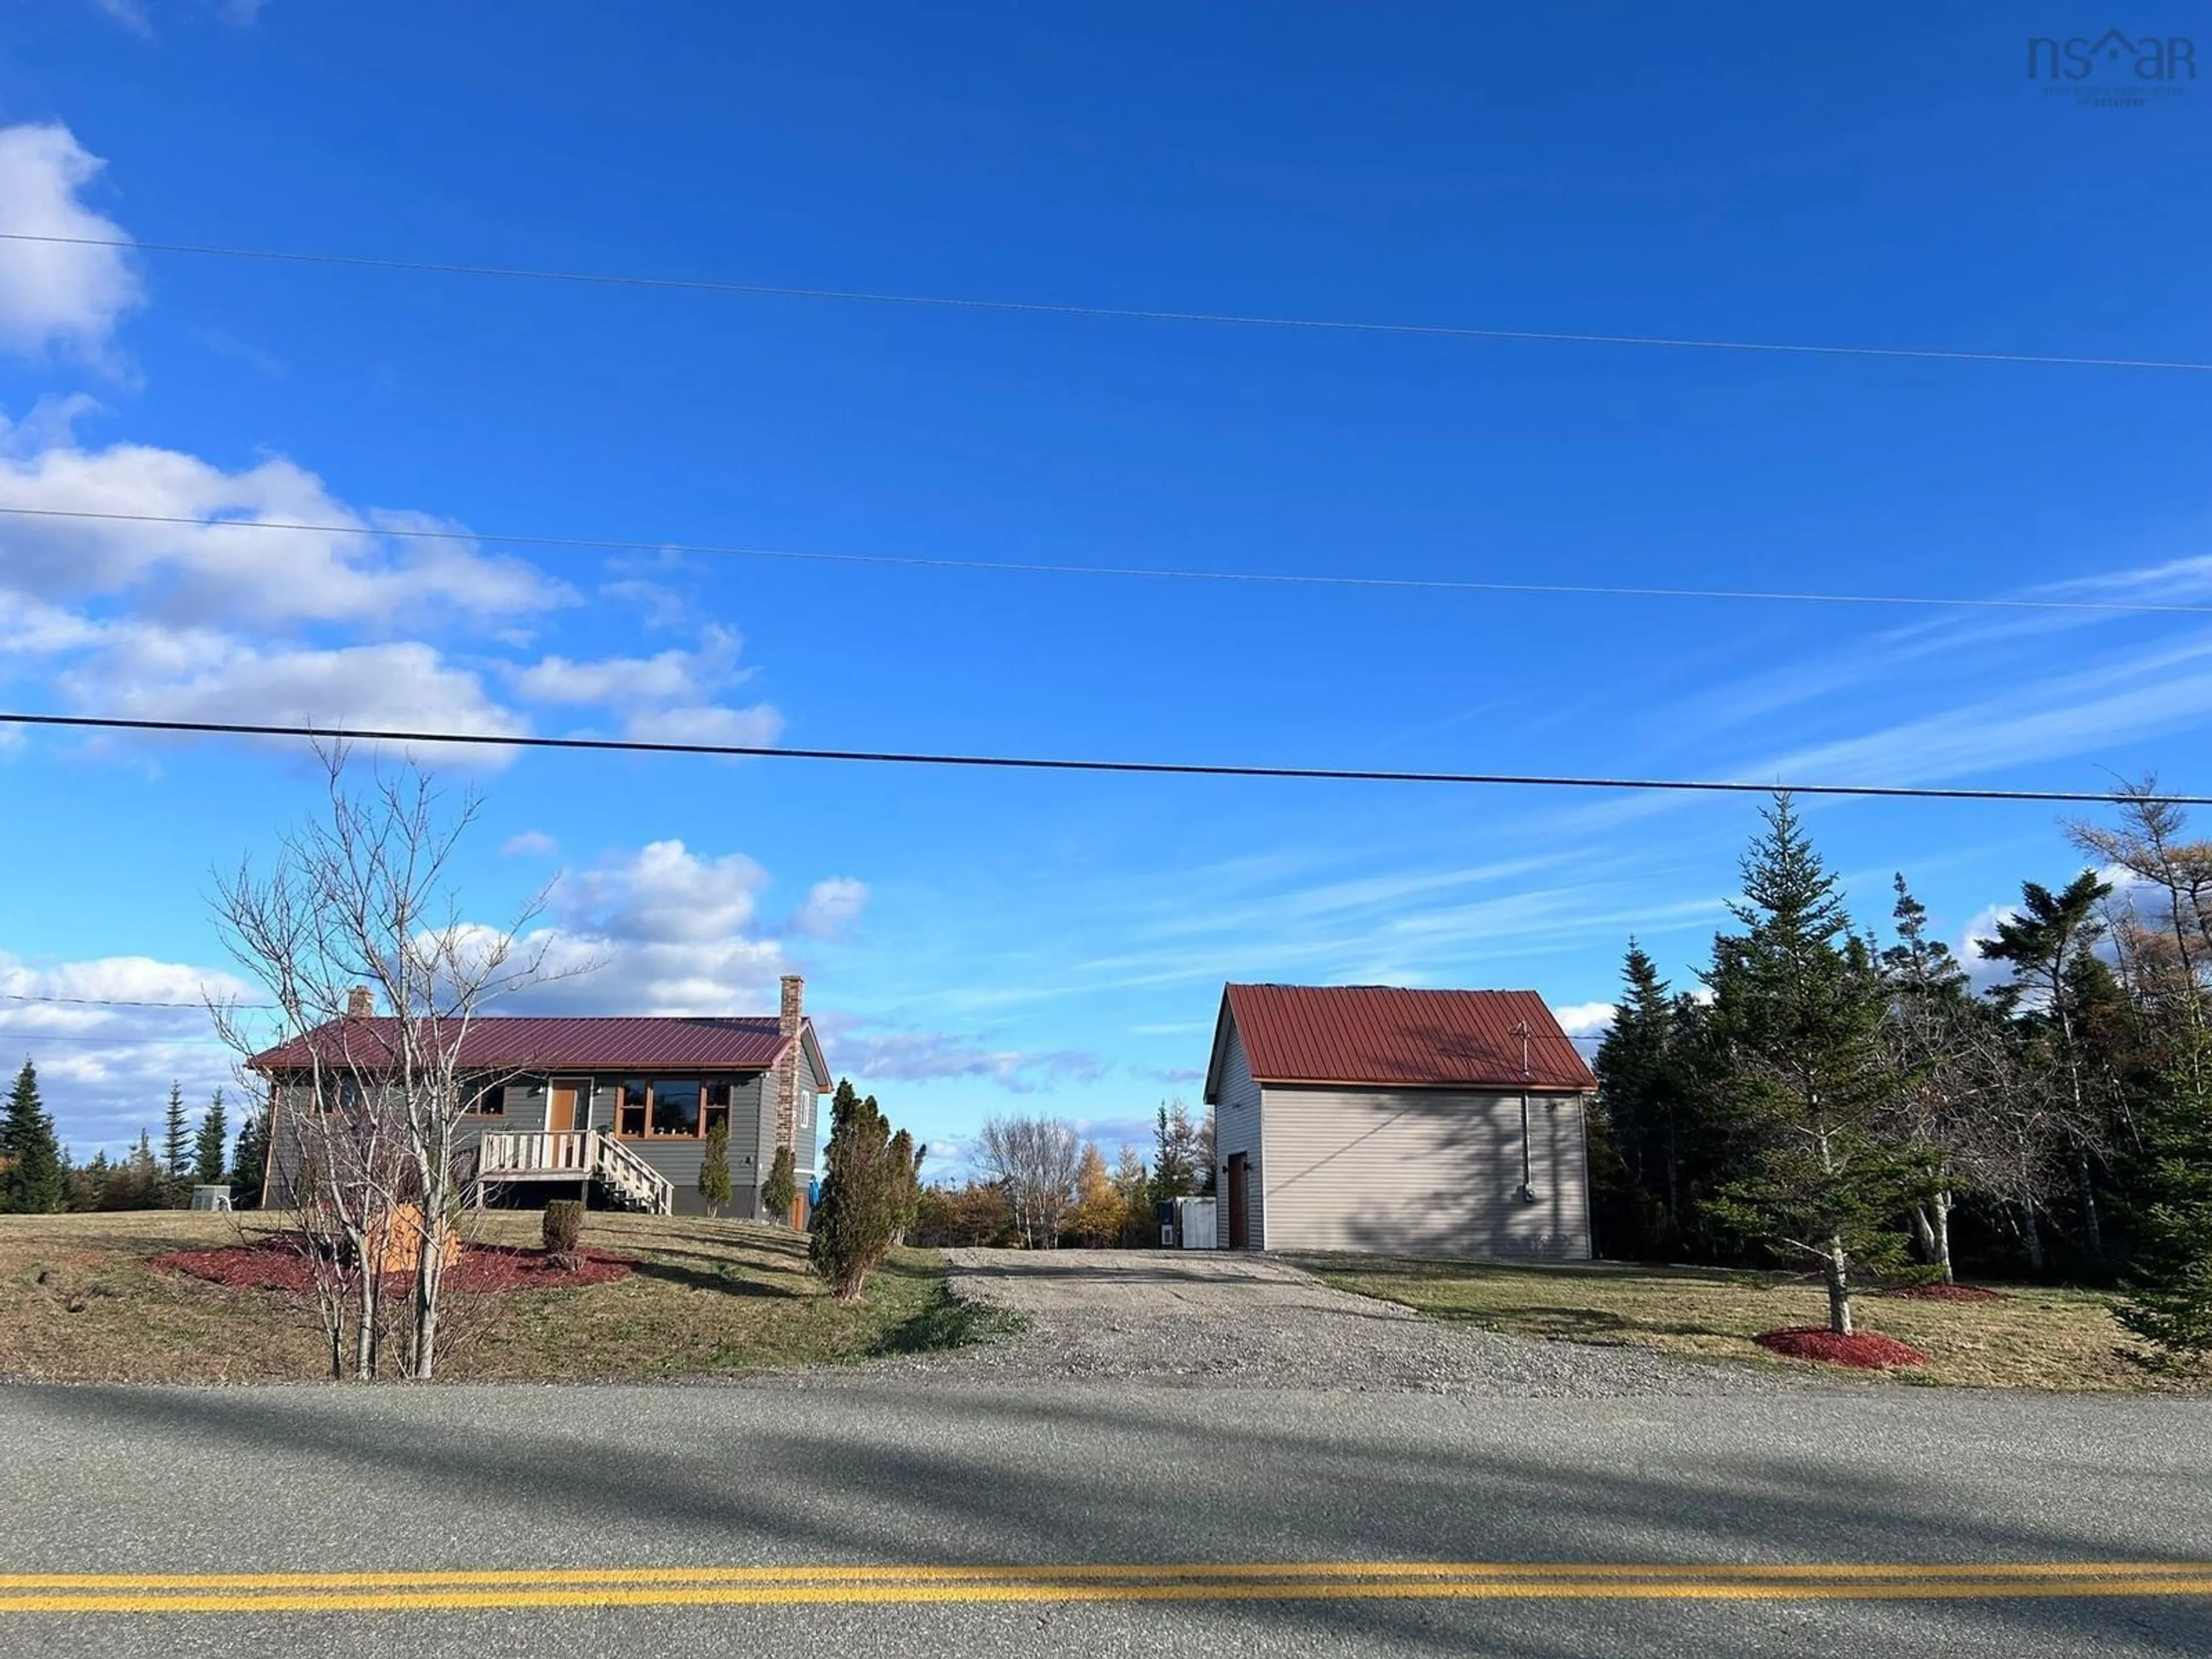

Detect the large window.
xmin=613 ymin=1078 xmax=737 ymax=1139
xmin=650 ymin=1080 xmax=702 ymax=1137
xmin=463 ymin=1078 xmax=507 ymax=1116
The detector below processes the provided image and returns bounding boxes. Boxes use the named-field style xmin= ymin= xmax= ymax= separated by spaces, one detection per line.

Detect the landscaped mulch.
xmin=1882 ymin=1282 xmax=2011 ymax=1302
xmin=1753 ymin=1326 xmax=1929 ymax=1369
xmin=151 ymin=1236 xmax=634 ymax=1295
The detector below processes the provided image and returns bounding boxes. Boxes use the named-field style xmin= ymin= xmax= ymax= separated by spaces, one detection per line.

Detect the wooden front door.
xmin=1227 ymin=1153 xmax=1249 ymax=1249
xmin=547 ymin=1078 xmax=589 ymax=1135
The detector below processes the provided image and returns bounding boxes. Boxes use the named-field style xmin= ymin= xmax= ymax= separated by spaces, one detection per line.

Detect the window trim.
xmin=612 ymin=1074 xmax=745 ymax=1141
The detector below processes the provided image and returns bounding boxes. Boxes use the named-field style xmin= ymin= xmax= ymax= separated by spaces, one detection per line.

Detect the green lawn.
xmin=0 ymin=1209 xmax=994 ymax=1383
xmin=1297 ymin=1254 xmax=2192 ymax=1391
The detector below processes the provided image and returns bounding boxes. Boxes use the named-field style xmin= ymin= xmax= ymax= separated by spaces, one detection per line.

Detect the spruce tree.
xmin=192 ymin=1088 xmax=230 ymax=1188
xmin=231 ymin=1108 xmax=268 ymax=1207
xmin=1594 ymin=941 xmax=1688 ymax=1256
xmin=2116 ymin=1030 xmax=2212 ymax=1366
xmin=160 ymin=1080 xmax=191 ymax=1198
xmin=698 ymin=1116 xmax=733 ymax=1218
xmin=1702 ymin=796 xmax=1908 ymax=1335
xmin=809 ymin=1080 xmax=899 ymax=1300
xmin=0 ymin=1058 xmax=65 ymax=1214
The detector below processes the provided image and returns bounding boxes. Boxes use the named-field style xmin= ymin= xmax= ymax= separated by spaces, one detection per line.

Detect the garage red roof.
xmin=251 ymin=1015 xmax=797 ymax=1074
xmin=1210 ymin=983 xmax=1596 ymax=1096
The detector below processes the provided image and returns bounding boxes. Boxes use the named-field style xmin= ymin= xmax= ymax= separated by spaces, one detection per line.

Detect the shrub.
xmin=809 ymin=1081 xmax=902 ymax=1301
xmin=761 ymin=1145 xmax=797 ymax=1225
xmin=542 ymin=1200 xmax=585 ymax=1263
xmin=699 ymin=1118 xmax=733 ymax=1218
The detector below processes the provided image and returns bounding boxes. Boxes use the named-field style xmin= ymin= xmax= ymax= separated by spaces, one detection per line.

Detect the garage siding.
xmin=1211 ymin=1023 xmax=1264 ymax=1248
xmin=1257 ymin=1084 xmax=1591 ymax=1259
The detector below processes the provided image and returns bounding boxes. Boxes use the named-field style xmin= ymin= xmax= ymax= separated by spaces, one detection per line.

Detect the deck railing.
xmin=474 ymin=1128 xmax=673 ymax=1214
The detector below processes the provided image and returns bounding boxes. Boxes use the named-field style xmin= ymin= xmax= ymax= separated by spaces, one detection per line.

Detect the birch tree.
xmin=211 ymin=743 xmax=555 ymax=1380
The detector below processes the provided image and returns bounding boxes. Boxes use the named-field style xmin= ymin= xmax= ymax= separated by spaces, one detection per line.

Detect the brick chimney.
xmin=774 ymin=975 xmax=804 ymax=1150
xmin=346 ymin=984 xmax=374 ymax=1020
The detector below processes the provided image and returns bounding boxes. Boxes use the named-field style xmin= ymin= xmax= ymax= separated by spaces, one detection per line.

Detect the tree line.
xmin=0 ymin=1060 xmax=268 ymax=1214
xmin=909 ymin=1099 xmax=1214 ymax=1248
xmin=1591 ymin=786 xmax=2212 ymax=1363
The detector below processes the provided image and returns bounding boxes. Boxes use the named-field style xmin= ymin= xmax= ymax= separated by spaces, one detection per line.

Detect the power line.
xmin=5 ymin=230 xmax=2207 ymax=375
xmin=1 ymin=990 xmax=271 ymax=1010
xmin=3 ymin=710 xmax=2200 ymax=805
xmin=6 ymin=505 xmax=2203 ymax=619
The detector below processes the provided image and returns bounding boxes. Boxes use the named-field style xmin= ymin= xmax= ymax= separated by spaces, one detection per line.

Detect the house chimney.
xmin=346 ymin=984 xmax=374 ymax=1020
xmin=774 ymin=975 xmax=804 ymax=1153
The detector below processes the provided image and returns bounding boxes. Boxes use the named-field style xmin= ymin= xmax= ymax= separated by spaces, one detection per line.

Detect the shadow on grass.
xmin=867 ymin=1281 xmax=1026 ymax=1358
xmin=624 ymin=1256 xmax=808 ymax=1299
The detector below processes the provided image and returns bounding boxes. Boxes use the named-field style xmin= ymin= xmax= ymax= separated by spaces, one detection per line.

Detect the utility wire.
xmin=3 ymin=711 xmax=2201 ymax=806
xmin=5 ymin=505 xmax=2202 ymax=619
xmin=1 ymin=990 xmax=271 ymax=1010
xmin=3 ymin=230 xmax=2206 ymax=374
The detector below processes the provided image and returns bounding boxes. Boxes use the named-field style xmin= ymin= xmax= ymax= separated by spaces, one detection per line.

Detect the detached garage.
xmin=1203 ymin=983 xmax=1596 ymax=1259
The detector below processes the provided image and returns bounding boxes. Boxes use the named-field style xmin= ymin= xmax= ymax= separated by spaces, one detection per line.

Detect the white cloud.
xmin=510 ymin=626 xmax=747 ymax=708
xmin=55 ymin=629 xmax=529 ymax=763
xmin=499 ymin=830 xmax=559 ymax=858
xmin=620 ymin=703 xmax=784 ymax=748
xmin=1550 ymin=1001 xmax=1616 ymax=1039
xmin=90 ymin=0 xmax=154 ymax=37
xmin=0 ymin=124 xmax=145 ymax=361
xmin=793 ymin=876 xmax=868 ymax=938
xmin=0 ymin=951 xmax=263 ymax=1151
xmin=834 ymin=1027 xmax=1106 ymax=1093
xmin=0 ymin=434 xmax=572 ymax=627
xmin=491 ymin=840 xmax=794 ymax=1016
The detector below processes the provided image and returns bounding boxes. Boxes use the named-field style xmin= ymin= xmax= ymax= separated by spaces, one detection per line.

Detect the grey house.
xmin=1204 ymin=982 xmax=1595 ymax=1259
xmin=251 ymin=975 xmax=830 ymax=1222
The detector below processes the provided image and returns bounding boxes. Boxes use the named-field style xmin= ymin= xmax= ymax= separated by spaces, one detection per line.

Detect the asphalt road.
xmin=3 ymin=1377 xmax=2210 ymax=1657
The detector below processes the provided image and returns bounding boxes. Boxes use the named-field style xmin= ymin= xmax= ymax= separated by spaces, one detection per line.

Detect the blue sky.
xmin=1 ymin=3 xmax=2208 ymax=1167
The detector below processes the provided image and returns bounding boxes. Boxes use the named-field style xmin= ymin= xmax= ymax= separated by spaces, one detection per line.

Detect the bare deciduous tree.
xmin=976 ymin=1113 xmax=1083 ymax=1248
xmin=210 ymin=743 xmax=560 ymax=1380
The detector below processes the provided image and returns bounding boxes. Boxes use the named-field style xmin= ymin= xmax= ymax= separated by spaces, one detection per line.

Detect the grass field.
xmin=0 ymin=1210 xmax=997 ymax=1384
xmin=1300 ymin=1255 xmax=2191 ymax=1391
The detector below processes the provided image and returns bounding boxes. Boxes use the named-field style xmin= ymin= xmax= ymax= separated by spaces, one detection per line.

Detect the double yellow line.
xmin=4 ymin=1559 xmax=2211 ymax=1615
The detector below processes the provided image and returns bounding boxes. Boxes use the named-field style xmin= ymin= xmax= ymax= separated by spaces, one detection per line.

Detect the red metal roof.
xmin=1214 ymin=983 xmax=1596 ymax=1094
xmin=250 ymin=1015 xmax=797 ymax=1074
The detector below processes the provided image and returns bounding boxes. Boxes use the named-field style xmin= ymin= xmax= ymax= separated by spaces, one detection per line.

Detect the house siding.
xmin=1211 ymin=1022 xmax=1264 ymax=1248
xmin=264 ymin=1069 xmax=775 ymax=1218
xmin=1256 ymin=1084 xmax=1592 ymax=1259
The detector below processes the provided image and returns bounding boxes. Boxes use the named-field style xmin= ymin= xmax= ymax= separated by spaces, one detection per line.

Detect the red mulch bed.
xmin=1754 ymin=1327 xmax=1929 ymax=1369
xmin=151 ymin=1237 xmax=633 ymax=1295
xmin=1883 ymin=1282 xmax=2010 ymax=1302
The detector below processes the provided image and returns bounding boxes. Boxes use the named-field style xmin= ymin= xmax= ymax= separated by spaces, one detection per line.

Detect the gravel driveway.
xmin=863 ymin=1249 xmax=1793 ymax=1397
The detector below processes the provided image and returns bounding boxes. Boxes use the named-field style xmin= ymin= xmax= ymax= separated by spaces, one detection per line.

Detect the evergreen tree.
xmin=0 ymin=1058 xmax=65 ymax=1214
xmin=760 ymin=1144 xmax=797 ymax=1225
xmin=2116 ymin=1029 xmax=2212 ymax=1366
xmin=65 ymin=1149 xmax=111 ymax=1213
xmin=192 ymin=1088 xmax=230 ymax=1188
xmin=160 ymin=1080 xmax=191 ymax=1198
xmin=1150 ymin=1099 xmax=1202 ymax=1202
xmin=1594 ymin=942 xmax=1688 ymax=1256
xmin=231 ymin=1107 xmax=269 ymax=1208
xmin=100 ymin=1130 xmax=162 ymax=1211
xmin=2115 ymin=1035 xmax=2212 ymax=1371
xmin=698 ymin=1115 xmax=733 ymax=1218
xmin=1702 ymin=796 xmax=1909 ymax=1335
xmin=809 ymin=1080 xmax=901 ymax=1301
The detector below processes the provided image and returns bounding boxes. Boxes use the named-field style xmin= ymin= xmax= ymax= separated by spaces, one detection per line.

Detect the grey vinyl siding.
xmin=1257 ymin=1084 xmax=1592 ymax=1259
xmin=264 ymin=1069 xmax=774 ymax=1217
xmin=1211 ymin=1024 xmax=1264 ymax=1248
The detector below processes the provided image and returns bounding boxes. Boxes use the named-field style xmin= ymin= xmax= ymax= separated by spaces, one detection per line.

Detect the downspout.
xmin=1513 ymin=1021 xmax=1535 ymax=1203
